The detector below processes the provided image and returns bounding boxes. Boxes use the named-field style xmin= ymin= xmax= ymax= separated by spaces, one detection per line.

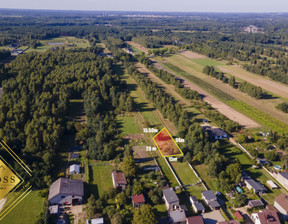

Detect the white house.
xmin=162 ymin=188 xmax=180 ymax=210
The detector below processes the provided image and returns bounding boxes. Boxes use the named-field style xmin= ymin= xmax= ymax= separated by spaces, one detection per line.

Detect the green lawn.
xmin=89 ymin=165 xmax=113 ymax=198
xmin=2 ymin=190 xmax=44 ymax=224
xmin=195 ymin=164 xmax=218 ymax=192
xmin=155 ymin=156 xmax=179 ymax=187
xmin=118 ymin=115 xmax=140 ymax=135
xmin=170 ymin=161 xmax=206 ymax=198
xmin=26 ymin=36 xmax=90 ymax=53
xmin=153 ymin=204 xmax=168 ymax=218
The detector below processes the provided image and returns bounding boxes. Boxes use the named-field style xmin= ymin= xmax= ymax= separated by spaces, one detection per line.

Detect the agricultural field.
xmin=158 ymin=53 xmax=288 ymax=132
xmin=1 ymin=191 xmax=44 ymax=224
xmin=155 ymin=59 xmax=259 ymax=128
xmin=217 ymin=65 xmax=288 ymax=102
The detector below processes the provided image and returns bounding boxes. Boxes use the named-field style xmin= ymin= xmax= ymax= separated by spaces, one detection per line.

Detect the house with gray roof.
xmin=244 ymin=178 xmax=266 ymax=194
xmin=162 ymin=187 xmax=180 ymax=210
xmin=248 ymin=199 xmax=264 ymax=208
xmin=48 ymin=178 xmax=84 ymax=205
xmin=202 ymin=190 xmax=221 ymax=210
xmin=204 ymin=127 xmax=228 ymax=140
xmin=189 ymin=196 xmax=205 ymax=214
xmin=168 ymin=209 xmax=186 ymax=224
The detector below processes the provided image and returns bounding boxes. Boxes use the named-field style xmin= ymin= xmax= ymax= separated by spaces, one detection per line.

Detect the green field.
xmin=227 ymin=100 xmax=288 ymax=134
xmin=159 ymin=61 xmax=235 ymax=101
xmin=171 ymin=161 xmax=206 ymax=198
xmin=155 ymin=156 xmax=179 ymax=187
xmin=2 ymin=190 xmax=44 ymax=224
xmin=194 ymin=164 xmax=218 ymax=192
xmin=89 ymin=165 xmax=113 ymax=198
xmin=192 ymin=58 xmax=224 ymax=67
xmin=26 ymin=36 xmax=90 ymax=52
xmin=118 ymin=115 xmax=140 ymax=135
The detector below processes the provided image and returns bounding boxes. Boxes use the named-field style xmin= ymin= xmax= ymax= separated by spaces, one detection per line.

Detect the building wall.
xmin=251 ymin=213 xmax=261 ymax=224
xmin=49 ymin=194 xmax=82 ymax=205
xmin=164 ymin=197 xmax=179 ymax=210
xmin=274 ymin=201 xmax=288 ymax=220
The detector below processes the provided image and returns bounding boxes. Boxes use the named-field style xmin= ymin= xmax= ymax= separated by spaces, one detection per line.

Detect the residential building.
xmin=132 ymin=194 xmax=145 ymax=208
xmin=204 ymin=127 xmax=228 ymax=140
xmin=112 ymin=171 xmax=127 ymax=190
xmin=48 ymin=178 xmax=84 ymax=205
xmin=69 ymin=164 xmax=80 ymax=175
xmin=271 ymin=171 xmax=288 ymax=190
xmin=163 ymin=187 xmax=180 ymax=210
xmin=189 ymin=196 xmax=205 ymax=214
xmin=234 ymin=211 xmax=244 ymax=222
xmin=202 ymin=190 xmax=221 ymax=210
xmin=251 ymin=209 xmax=281 ymax=224
xmin=186 ymin=216 xmax=204 ymax=224
xmin=168 ymin=209 xmax=186 ymax=224
xmin=274 ymin=193 xmax=288 ymax=221
xmin=244 ymin=178 xmax=266 ymax=194
xmin=248 ymin=200 xmax=264 ymax=208
xmin=218 ymin=221 xmax=240 ymax=224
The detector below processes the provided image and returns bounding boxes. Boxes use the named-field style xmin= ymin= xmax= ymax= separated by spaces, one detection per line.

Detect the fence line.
xmin=164 ymin=157 xmax=183 ymax=187
xmin=187 ymin=161 xmax=208 ymax=190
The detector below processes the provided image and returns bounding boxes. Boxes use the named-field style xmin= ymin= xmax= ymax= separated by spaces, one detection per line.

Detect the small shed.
xmin=49 ymin=205 xmax=59 ymax=214
xmin=69 ymin=164 xmax=80 ymax=175
xmin=248 ymin=199 xmax=264 ymax=208
xmin=266 ymin=180 xmax=278 ymax=189
xmin=91 ymin=218 xmax=104 ymax=224
xmin=132 ymin=194 xmax=145 ymax=208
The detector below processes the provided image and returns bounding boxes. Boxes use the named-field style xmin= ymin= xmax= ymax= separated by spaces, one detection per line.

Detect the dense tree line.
xmin=203 ymin=65 xmax=264 ymax=99
xmin=0 ymin=47 xmax=134 ymax=187
xmin=276 ymin=102 xmax=288 ymax=113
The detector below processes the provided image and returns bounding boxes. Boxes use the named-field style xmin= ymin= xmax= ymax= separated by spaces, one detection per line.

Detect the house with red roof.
xmin=132 ymin=194 xmax=145 ymax=208
xmin=234 ymin=211 xmax=244 ymax=222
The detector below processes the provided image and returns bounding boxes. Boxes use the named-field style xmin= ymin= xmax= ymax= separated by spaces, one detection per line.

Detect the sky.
xmin=1 ymin=0 xmax=288 ymax=12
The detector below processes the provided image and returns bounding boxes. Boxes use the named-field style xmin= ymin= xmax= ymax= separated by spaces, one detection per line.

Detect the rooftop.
xmin=234 ymin=211 xmax=243 ymax=220
xmin=186 ymin=216 xmax=204 ymax=224
xmin=168 ymin=209 xmax=186 ymax=223
xmin=112 ymin=171 xmax=127 ymax=185
xmin=210 ymin=200 xmax=221 ymax=209
xmin=279 ymin=172 xmax=288 ymax=180
xmin=48 ymin=178 xmax=84 ymax=200
xmin=245 ymin=178 xmax=266 ymax=192
xmin=274 ymin=193 xmax=288 ymax=212
xmin=163 ymin=187 xmax=179 ymax=204
xmin=91 ymin=218 xmax=104 ymax=224
xmin=248 ymin=199 xmax=264 ymax=208
xmin=132 ymin=194 xmax=145 ymax=204
xmin=202 ymin=190 xmax=217 ymax=201
xmin=218 ymin=221 xmax=240 ymax=224
xmin=194 ymin=202 xmax=205 ymax=211
xmin=255 ymin=209 xmax=281 ymax=224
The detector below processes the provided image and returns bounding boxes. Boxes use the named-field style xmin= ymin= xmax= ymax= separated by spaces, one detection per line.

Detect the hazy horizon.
xmin=1 ymin=0 xmax=288 ymax=13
